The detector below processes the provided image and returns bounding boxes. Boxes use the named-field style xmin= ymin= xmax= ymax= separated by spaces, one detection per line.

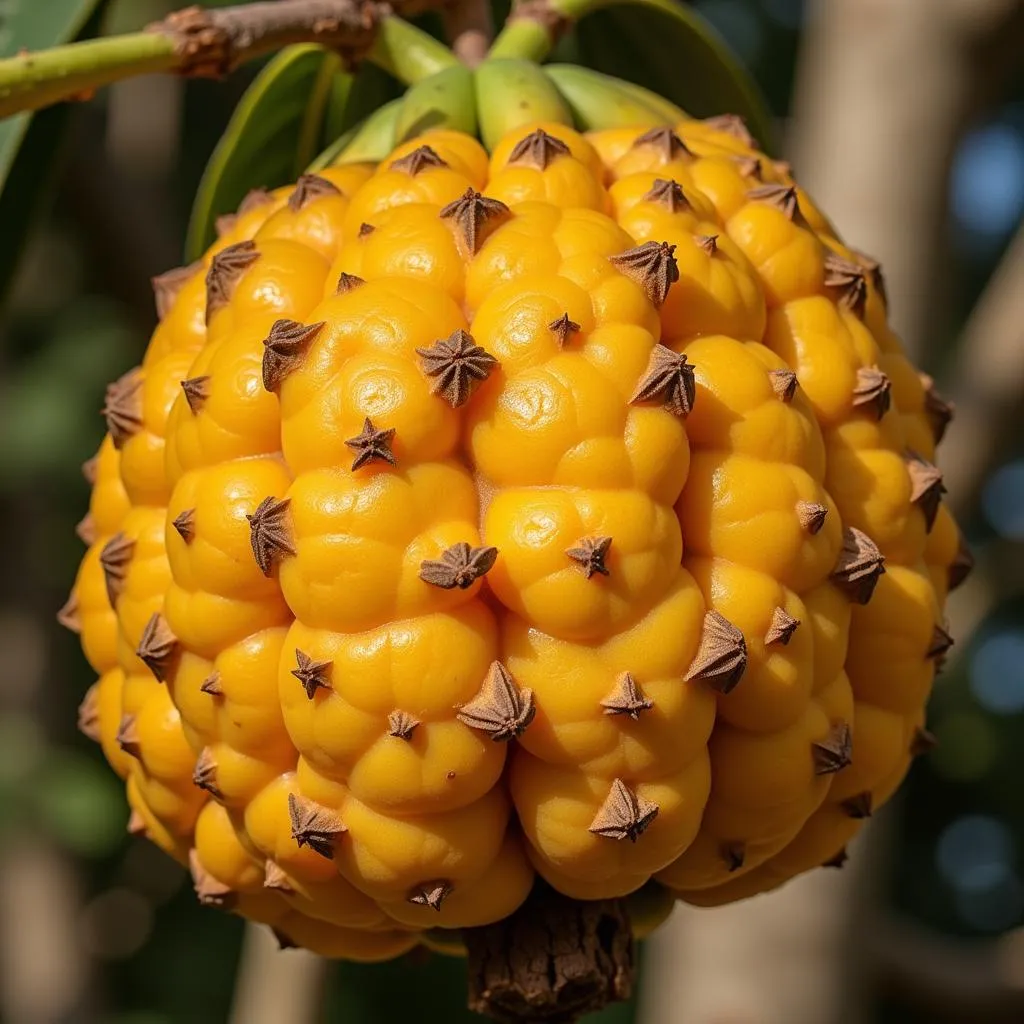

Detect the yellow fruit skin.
xmin=67 ymin=115 xmax=959 ymax=955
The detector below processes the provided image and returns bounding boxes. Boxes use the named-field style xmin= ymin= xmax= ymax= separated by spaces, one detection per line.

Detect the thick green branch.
xmin=0 ymin=0 xmax=455 ymax=120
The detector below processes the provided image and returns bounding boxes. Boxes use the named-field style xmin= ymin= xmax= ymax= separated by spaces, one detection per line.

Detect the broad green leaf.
xmin=185 ymin=44 xmax=345 ymax=260
xmin=567 ymin=0 xmax=776 ymax=153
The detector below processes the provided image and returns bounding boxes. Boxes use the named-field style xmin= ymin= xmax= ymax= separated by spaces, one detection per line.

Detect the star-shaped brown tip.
xmin=215 ymin=213 xmax=237 ymax=238
xmin=748 ymin=183 xmax=800 ymax=220
xmin=388 ymin=709 xmax=420 ymax=740
xmin=102 ymin=368 xmax=143 ymax=449
xmin=189 ymin=850 xmax=234 ymax=909
xmin=904 ymin=449 xmax=946 ymax=532
xmin=918 ymin=373 xmax=954 ymax=444
xmin=262 ymin=319 xmax=325 ymax=393
xmin=200 ymin=671 xmax=223 ymax=697
xmin=416 ymin=329 xmax=498 ymax=407
xmin=702 ymin=113 xmax=755 ymax=147
xmin=100 ymin=532 xmax=135 ymax=606
xmin=180 ymin=376 xmax=210 ymax=415
xmin=696 ymin=234 xmax=719 ymax=256
xmin=456 ymin=662 xmax=535 ymax=742
xmin=390 ymin=145 xmax=448 ymax=176
xmin=137 ymin=612 xmax=179 ymax=682
xmin=57 ymin=591 xmax=80 ymax=634
xmin=852 ymin=248 xmax=887 ymax=307
xmin=291 ymin=649 xmax=332 ymax=700
xmin=721 ymin=841 xmax=746 ymax=873
xmin=508 ymin=128 xmax=571 ymax=170
xmin=824 ymin=252 xmax=868 ymax=317
xmin=566 ymin=536 xmax=612 ymax=579
xmin=288 ymin=792 xmax=346 ymax=859
xmin=345 ymin=417 xmax=396 ymax=471
xmin=600 ymin=673 xmax=653 ymax=720
xmin=632 ymin=126 xmax=693 ymax=162
xmin=117 ymin=714 xmax=141 ymax=760
xmin=822 ymin=847 xmax=848 ymax=869
xmin=733 ymin=156 xmax=763 ymax=180
xmin=82 ymin=455 xmax=98 ymax=485
xmin=127 ymin=809 xmax=147 ymax=836
xmin=589 ymin=779 xmax=659 ymax=842
xmin=949 ymin=530 xmax=973 ymax=591
xmin=419 ymin=542 xmax=498 ymax=590
xmin=152 ymin=262 xmax=201 ymax=320
xmin=910 ymin=726 xmax=939 ymax=757
xmin=812 ymin=721 xmax=853 ymax=775
xmin=247 ymin=496 xmax=294 ymax=576
xmin=841 ymin=791 xmax=873 ymax=819
xmin=548 ymin=313 xmax=581 ymax=347
xmin=768 ymin=368 xmax=799 ymax=402
xmin=642 ymin=178 xmax=690 ymax=212
xmin=76 ymin=513 xmax=97 ymax=545
xmin=764 ymin=606 xmax=800 ymax=646
xmin=685 ymin=610 xmax=747 ymax=693
xmin=77 ymin=684 xmax=101 ymax=742
xmin=926 ymin=623 xmax=954 ymax=662
xmin=797 ymin=500 xmax=828 ymax=535
xmin=238 ymin=187 xmax=273 ymax=215
xmin=358 ymin=221 xmax=375 ymax=238
xmin=852 ymin=366 xmax=892 ymax=420
xmin=172 ymin=508 xmax=196 ymax=544
xmin=408 ymin=880 xmax=453 ymax=911
xmin=831 ymin=527 xmax=885 ymax=604
xmin=630 ymin=344 xmax=696 ymax=417
xmin=263 ymin=861 xmax=294 ymax=894
xmin=192 ymin=747 xmax=223 ymax=800
xmin=439 ymin=188 xmax=509 ymax=254
xmin=336 ymin=271 xmax=364 ymax=294
xmin=609 ymin=241 xmax=680 ymax=306
xmin=205 ymin=240 xmax=259 ymax=322
xmin=288 ymin=173 xmax=341 ymax=212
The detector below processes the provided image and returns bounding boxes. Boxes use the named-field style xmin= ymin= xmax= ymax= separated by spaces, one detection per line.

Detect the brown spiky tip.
xmin=733 ymin=155 xmax=763 ymax=180
xmin=263 ymin=861 xmax=294 ymax=894
xmin=419 ymin=542 xmax=498 ymax=590
xmin=82 ymin=454 xmax=99 ymax=485
xmin=336 ymin=271 xmax=364 ymax=294
xmin=910 ymin=726 xmax=939 ymax=757
xmin=76 ymin=513 xmax=97 ymax=546
xmin=416 ymin=328 xmax=499 ymax=408
xmin=102 ymin=367 xmax=143 ymax=449
xmin=408 ymin=880 xmax=453 ymax=912
xmin=831 ymin=527 xmax=886 ymax=604
xmin=702 ymin=113 xmax=754 ymax=147
xmin=172 ymin=508 xmax=196 ymax=544
xmin=200 ymin=671 xmax=223 ymax=697
xmin=271 ymin=927 xmax=298 ymax=950
xmin=600 ymin=673 xmax=653 ymax=720
xmin=549 ymin=312 xmax=581 ymax=347
xmin=842 ymin=791 xmax=873 ymax=819
xmin=57 ymin=591 xmax=81 ymax=634
xmin=796 ymin=500 xmax=828 ymax=535
xmin=189 ymin=850 xmax=234 ymax=909
xmin=439 ymin=188 xmax=509 ymax=254
xmin=812 ymin=721 xmax=853 ymax=775
xmin=508 ymin=128 xmax=571 ymax=170
xmin=77 ymin=684 xmax=101 ymax=742
xmin=239 ymin=187 xmax=273 ymax=215
xmin=117 ymin=714 xmax=141 ymax=760
xmin=215 ymin=213 xmax=237 ymax=238
xmin=949 ymin=530 xmax=973 ymax=591
xmin=768 ymin=368 xmax=799 ymax=403
xmin=288 ymin=173 xmax=341 ymax=212
xmin=852 ymin=248 xmax=887 ymax=307
xmin=772 ymin=159 xmax=794 ymax=178
xmin=609 ymin=241 xmax=679 ymax=306
xmin=685 ymin=610 xmax=747 ymax=693
xmin=127 ymin=809 xmax=147 ymax=836
xmin=137 ymin=612 xmax=179 ymax=682
xmin=918 ymin=373 xmax=954 ymax=444
xmin=589 ymin=778 xmax=659 ymax=842
xmin=631 ymin=126 xmax=693 ymax=162
xmin=823 ymin=252 xmax=868 ymax=317
xmin=345 ymin=417 xmax=396 ymax=471
xmin=388 ymin=709 xmax=420 ymax=740
xmin=261 ymin=318 xmax=325 ymax=393
xmin=643 ymin=177 xmax=691 ymax=212
xmin=205 ymin=240 xmax=259 ymax=322
xmin=358 ymin=221 xmax=375 ymax=238
xmin=291 ymin=649 xmax=332 ymax=700
xmin=288 ymin=792 xmax=346 ymax=859
xmin=721 ymin=841 xmax=745 ymax=873
xmin=390 ymin=145 xmax=448 ymax=176
xmin=246 ymin=496 xmax=294 ymax=576
xmin=456 ymin=661 xmax=535 ymax=742
xmin=904 ymin=449 xmax=946 ymax=531
xmin=748 ymin=183 xmax=800 ymax=220
xmin=152 ymin=262 xmax=201 ymax=320
xmin=764 ymin=606 xmax=800 ymax=646
xmin=630 ymin=344 xmax=695 ymax=417
xmin=696 ymin=234 xmax=719 ymax=256
xmin=192 ymin=747 xmax=223 ymax=799
xmin=852 ymin=366 xmax=892 ymax=420
xmin=566 ymin=536 xmax=613 ymax=579
xmin=927 ymin=623 xmax=954 ymax=663
xmin=822 ymin=847 xmax=849 ymax=869
xmin=180 ymin=376 xmax=210 ymax=415
xmin=100 ymin=531 xmax=135 ymax=607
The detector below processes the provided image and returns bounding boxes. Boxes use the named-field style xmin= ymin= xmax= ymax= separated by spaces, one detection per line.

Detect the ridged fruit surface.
xmin=64 ymin=117 xmax=965 ymax=955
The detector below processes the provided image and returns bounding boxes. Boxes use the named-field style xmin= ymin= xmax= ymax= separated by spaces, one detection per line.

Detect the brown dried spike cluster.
xmin=548 ymin=313 xmax=580 ymax=347
xmin=388 ymin=710 xmax=420 ymax=740
xmin=246 ymin=496 xmax=294 ymax=576
xmin=102 ymin=368 xmax=143 ymax=449
xmin=797 ymin=500 xmax=828 ymax=535
xmin=812 ymin=722 xmax=853 ymax=775
xmin=288 ymin=793 xmax=345 ymax=859
xmin=748 ymin=183 xmax=800 ymax=220
xmin=919 ymin=373 xmax=954 ymax=443
xmin=292 ymin=649 xmax=331 ymax=700
xmin=823 ymin=252 xmax=868 ymax=317
xmin=264 ymin=862 xmax=293 ymax=893
xmin=100 ymin=532 xmax=134 ymax=606
xmin=643 ymin=178 xmax=690 ymax=213
xmin=117 ymin=715 xmax=141 ymax=759
xmin=419 ymin=542 xmax=498 ymax=590
xmin=192 ymin=748 xmax=222 ymax=799
xmin=696 ymin=234 xmax=719 ymax=256
xmin=631 ymin=126 xmax=693 ymax=161
xmin=417 ymin=329 xmax=499 ymax=407
xmin=172 ymin=508 xmax=196 ymax=543
xmin=508 ymin=128 xmax=571 ymax=169
xmin=200 ymin=672 xmax=223 ymax=697
xmin=764 ymin=606 xmax=800 ymax=646
xmin=702 ymin=113 xmax=754 ymax=147
xmin=589 ymin=779 xmax=659 ymax=842
xmin=205 ymin=240 xmax=259 ymax=321
xmin=685 ymin=611 xmax=747 ymax=693
xmin=852 ymin=366 xmax=892 ymax=420
xmin=440 ymin=189 xmax=509 ymax=253
xmin=904 ymin=450 xmax=946 ymax=531
xmin=136 ymin=613 xmax=179 ymax=682
xmin=927 ymin=624 xmax=954 ymax=662
xmin=842 ymin=792 xmax=873 ymax=819
xmin=288 ymin=173 xmax=340 ymax=211
xmin=345 ymin=417 xmax=396 ymax=470
xmin=566 ymin=536 xmax=612 ymax=578
xmin=180 ymin=375 xmax=210 ymax=414
xmin=57 ymin=592 xmax=80 ymax=633
xmin=190 ymin=851 xmax=234 ymax=908
xmin=721 ymin=842 xmax=745 ymax=872
xmin=390 ymin=145 xmax=447 ymax=176
xmin=630 ymin=345 xmax=695 ymax=417
xmin=910 ymin=727 xmax=939 ymax=757
xmin=77 ymin=685 xmax=101 ymax=742
xmin=336 ymin=271 xmax=364 ymax=294
xmin=609 ymin=242 xmax=679 ymax=306
xmin=408 ymin=881 xmax=452 ymax=911
xmin=831 ymin=527 xmax=886 ymax=603
xmin=262 ymin=319 xmax=325 ymax=393
xmin=456 ymin=662 xmax=535 ymax=742
xmin=768 ymin=368 xmax=799 ymax=402
xmin=152 ymin=262 xmax=200 ymax=320
xmin=600 ymin=673 xmax=653 ymax=720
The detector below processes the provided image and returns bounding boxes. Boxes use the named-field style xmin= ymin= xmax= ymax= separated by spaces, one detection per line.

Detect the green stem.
xmin=365 ymin=18 xmax=461 ymax=84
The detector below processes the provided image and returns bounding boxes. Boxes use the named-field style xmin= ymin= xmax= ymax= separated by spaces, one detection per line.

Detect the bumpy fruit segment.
xmin=65 ymin=116 xmax=964 ymax=954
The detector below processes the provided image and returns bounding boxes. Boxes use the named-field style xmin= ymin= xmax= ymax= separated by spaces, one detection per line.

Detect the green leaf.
xmin=567 ymin=0 xmax=776 ymax=154
xmin=185 ymin=44 xmax=345 ymax=261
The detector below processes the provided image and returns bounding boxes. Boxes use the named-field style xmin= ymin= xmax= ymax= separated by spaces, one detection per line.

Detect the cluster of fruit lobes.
xmin=62 ymin=113 xmax=969 ymax=958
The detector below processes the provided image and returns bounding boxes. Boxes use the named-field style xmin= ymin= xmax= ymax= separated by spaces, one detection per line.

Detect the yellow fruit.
xmin=65 ymin=115 xmax=963 ymax=959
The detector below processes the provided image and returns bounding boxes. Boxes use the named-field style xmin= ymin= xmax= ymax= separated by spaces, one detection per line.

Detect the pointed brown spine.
xmin=102 ymin=368 xmax=143 ymax=449
xmin=566 ymin=536 xmax=612 ymax=579
xmin=336 ymin=271 xmax=364 ymax=294
xmin=768 ymin=369 xmax=798 ymax=402
xmin=797 ymin=501 xmax=828 ymax=535
xmin=200 ymin=671 xmax=224 ymax=697
xmin=548 ymin=313 xmax=581 ymax=347
xmin=702 ymin=114 xmax=754 ymax=147
xmin=388 ymin=709 xmax=420 ymax=740
xmin=764 ymin=606 xmax=800 ymax=646
xmin=57 ymin=592 xmax=81 ymax=633
xmin=261 ymin=319 xmax=325 ymax=393
xmin=904 ymin=449 xmax=946 ymax=531
xmin=456 ymin=662 xmax=535 ymax=742
xmin=609 ymin=242 xmax=679 ymax=306
xmin=264 ymin=861 xmax=294 ymax=894
xmin=189 ymin=850 xmax=234 ymax=909
xmin=629 ymin=344 xmax=695 ymax=417
xmin=949 ymin=531 xmax=973 ymax=591
xmin=841 ymin=791 xmax=873 ymax=819
xmin=288 ymin=792 xmax=346 ymax=859
xmin=748 ymin=183 xmax=800 ymax=219
xmin=685 ymin=611 xmax=747 ymax=693
xmin=117 ymin=715 xmax=141 ymax=759
xmin=721 ymin=841 xmax=745 ymax=872
xmin=180 ymin=376 xmax=210 ymax=414
xmin=81 ymin=455 xmax=98 ymax=485
xmin=852 ymin=366 xmax=892 ymax=419
xmin=100 ymin=532 xmax=134 ymax=606
xmin=822 ymin=848 xmax=849 ymax=869
xmin=246 ymin=496 xmax=294 ymax=575
xmin=419 ymin=542 xmax=498 ymax=589
xmin=642 ymin=178 xmax=690 ymax=212
xmin=439 ymin=189 xmax=509 ymax=254
xmin=507 ymin=128 xmax=571 ymax=170
xmin=919 ymin=373 xmax=954 ymax=443
xmin=291 ymin=650 xmax=332 ymax=700
xmin=390 ymin=145 xmax=448 ymax=176
xmin=127 ymin=809 xmax=147 ymax=836
xmin=416 ymin=329 xmax=499 ymax=407
xmin=588 ymin=779 xmax=659 ymax=842
xmin=205 ymin=240 xmax=259 ymax=322
xmin=910 ymin=727 xmax=938 ymax=757
xmin=345 ymin=417 xmax=397 ymax=471
xmin=926 ymin=624 xmax=954 ymax=662
xmin=77 ymin=684 xmax=101 ymax=742
xmin=172 ymin=508 xmax=196 ymax=544
xmin=288 ymin=173 xmax=341 ymax=211
xmin=631 ymin=126 xmax=693 ymax=161
xmin=695 ymin=234 xmax=719 ymax=256
xmin=823 ymin=252 xmax=868 ymax=317
xmin=192 ymin=747 xmax=223 ymax=799
xmin=831 ymin=527 xmax=885 ymax=604
xmin=152 ymin=262 xmax=200 ymax=320
xmin=600 ymin=673 xmax=653 ymax=720
xmin=812 ymin=722 xmax=853 ymax=775
xmin=408 ymin=880 xmax=453 ymax=911
xmin=76 ymin=513 xmax=97 ymax=545
xmin=136 ymin=612 xmax=179 ymax=682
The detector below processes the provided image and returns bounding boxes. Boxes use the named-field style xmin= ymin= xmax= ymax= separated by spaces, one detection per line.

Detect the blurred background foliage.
xmin=0 ymin=0 xmax=1021 ymax=1022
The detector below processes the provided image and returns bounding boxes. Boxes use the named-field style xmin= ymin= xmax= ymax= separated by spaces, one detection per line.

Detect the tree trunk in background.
xmin=638 ymin=1 xmax=1024 ymax=1021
